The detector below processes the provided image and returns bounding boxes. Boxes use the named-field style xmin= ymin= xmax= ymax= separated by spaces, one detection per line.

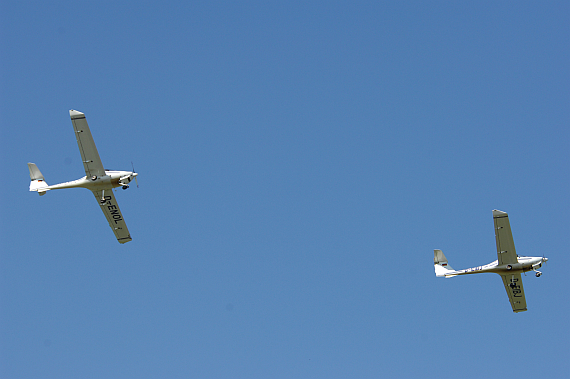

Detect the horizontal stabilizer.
xmin=28 ymin=163 xmax=49 ymax=195
xmin=434 ymin=249 xmax=456 ymax=277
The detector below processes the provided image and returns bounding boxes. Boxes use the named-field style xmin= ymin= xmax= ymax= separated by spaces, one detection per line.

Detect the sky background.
xmin=1 ymin=1 xmax=569 ymax=378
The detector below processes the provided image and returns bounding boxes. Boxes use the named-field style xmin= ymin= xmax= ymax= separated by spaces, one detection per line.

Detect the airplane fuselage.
xmin=43 ymin=170 xmax=137 ymax=192
xmin=446 ymin=256 xmax=547 ymax=277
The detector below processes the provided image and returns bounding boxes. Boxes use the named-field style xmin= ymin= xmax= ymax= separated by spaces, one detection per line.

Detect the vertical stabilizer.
xmin=28 ymin=163 xmax=49 ymax=195
xmin=434 ymin=249 xmax=456 ymax=277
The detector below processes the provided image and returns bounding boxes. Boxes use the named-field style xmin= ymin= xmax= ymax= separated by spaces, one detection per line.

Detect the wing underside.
xmin=93 ymin=190 xmax=132 ymax=244
xmin=493 ymin=210 xmax=518 ymax=265
xmin=70 ymin=110 xmax=105 ymax=178
xmin=500 ymin=273 xmax=527 ymax=312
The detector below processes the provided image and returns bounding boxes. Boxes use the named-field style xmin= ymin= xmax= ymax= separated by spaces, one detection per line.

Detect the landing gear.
xmin=535 ymin=271 xmax=542 ymax=277
xmin=122 ymin=185 xmax=129 ymax=190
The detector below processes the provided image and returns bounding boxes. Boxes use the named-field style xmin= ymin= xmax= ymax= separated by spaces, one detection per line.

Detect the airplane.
xmin=434 ymin=209 xmax=548 ymax=312
xmin=28 ymin=110 xmax=137 ymax=244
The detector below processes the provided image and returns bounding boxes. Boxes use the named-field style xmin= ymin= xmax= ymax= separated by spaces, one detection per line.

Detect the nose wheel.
xmin=122 ymin=185 xmax=129 ymax=190
xmin=535 ymin=271 xmax=542 ymax=277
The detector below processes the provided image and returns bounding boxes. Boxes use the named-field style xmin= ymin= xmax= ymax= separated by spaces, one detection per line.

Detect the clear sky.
xmin=1 ymin=1 xmax=569 ymax=378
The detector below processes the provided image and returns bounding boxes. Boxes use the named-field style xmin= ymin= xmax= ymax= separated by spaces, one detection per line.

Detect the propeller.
xmin=131 ymin=161 xmax=139 ymax=188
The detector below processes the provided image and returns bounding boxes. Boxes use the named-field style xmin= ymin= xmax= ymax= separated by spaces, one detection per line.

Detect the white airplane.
xmin=28 ymin=110 xmax=137 ymax=244
xmin=434 ymin=209 xmax=548 ymax=312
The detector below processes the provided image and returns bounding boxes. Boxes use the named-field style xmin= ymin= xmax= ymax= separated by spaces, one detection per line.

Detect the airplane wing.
xmin=500 ymin=273 xmax=527 ymax=312
xmin=93 ymin=190 xmax=132 ymax=244
xmin=70 ymin=110 xmax=105 ymax=178
xmin=493 ymin=209 xmax=518 ymax=265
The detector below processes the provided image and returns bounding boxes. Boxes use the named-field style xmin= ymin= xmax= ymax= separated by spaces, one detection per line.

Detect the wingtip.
xmin=69 ymin=109 xmax=85 ymax=119
xmin=492 ymin=209 xmax=507 ymax=217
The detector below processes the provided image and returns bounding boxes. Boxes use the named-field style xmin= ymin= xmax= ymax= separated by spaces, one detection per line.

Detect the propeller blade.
xmin=131 ymin=161 xmax=139 ymax=188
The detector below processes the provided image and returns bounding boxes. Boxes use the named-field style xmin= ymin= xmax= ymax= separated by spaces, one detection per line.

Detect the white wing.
xmin=493 ymin=209 xmax=518 ymax=265
xmin=70 ymin=110 xmax=105 ymax=178
xmin=500 ymin=273 xmax=527 ymax=312
xmin=93 ymin=190 xmax=132 ymax=244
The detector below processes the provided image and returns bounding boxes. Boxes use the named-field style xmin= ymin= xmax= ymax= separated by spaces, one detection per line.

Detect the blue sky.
xmin=1 ymin=1 xmax=569 ymax=378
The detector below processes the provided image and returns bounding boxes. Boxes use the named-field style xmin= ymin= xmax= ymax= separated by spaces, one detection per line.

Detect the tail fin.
xmin=434 ymin=249 xmax=456 ymax=277
xmin=28 ymin=163 xmax=49 ymax=195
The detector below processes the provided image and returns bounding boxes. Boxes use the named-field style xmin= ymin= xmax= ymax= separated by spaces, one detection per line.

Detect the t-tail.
xmin=28 ymin=163 xmax=49 ymax=195
xmin=434 ymin=249 xmax=457 ymax=278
